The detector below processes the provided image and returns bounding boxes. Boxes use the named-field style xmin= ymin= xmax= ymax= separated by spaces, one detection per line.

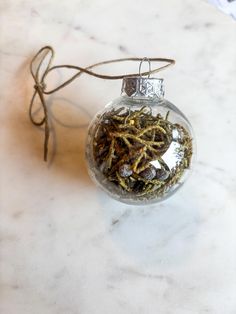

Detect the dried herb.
xmin=92 ymin=106 xmax=193 ymax=201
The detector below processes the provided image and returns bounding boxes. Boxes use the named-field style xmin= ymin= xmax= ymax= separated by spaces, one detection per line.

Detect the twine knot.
xmin=34 ymin=82 xmax=46 ymax=91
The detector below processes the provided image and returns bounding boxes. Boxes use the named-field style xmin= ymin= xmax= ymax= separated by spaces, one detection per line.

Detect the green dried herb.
xmin=92 ymin=106 xmax=192 ymax=201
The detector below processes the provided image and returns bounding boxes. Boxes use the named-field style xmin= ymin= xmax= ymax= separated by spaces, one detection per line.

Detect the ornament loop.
xmin=139 ymin=57 xmax=151 ymax=78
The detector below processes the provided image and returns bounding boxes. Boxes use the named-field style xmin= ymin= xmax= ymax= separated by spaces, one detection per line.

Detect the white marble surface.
xmin=208 ymin=0 xmax=236 ymax=19
xmin=1 ymin=0 xmax=236 ymax=313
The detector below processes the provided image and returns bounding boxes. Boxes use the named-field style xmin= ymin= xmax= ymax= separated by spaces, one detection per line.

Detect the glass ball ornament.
xmin=86 ymin=76 xmax=195 ymax=205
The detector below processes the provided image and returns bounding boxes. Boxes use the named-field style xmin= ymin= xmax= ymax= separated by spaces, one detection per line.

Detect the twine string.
xmin=29 ymin=45 xmax=175 ymax=161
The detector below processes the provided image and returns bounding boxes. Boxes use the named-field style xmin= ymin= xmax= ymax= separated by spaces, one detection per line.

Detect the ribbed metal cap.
xmin=121 ymin=77 xmax=164 ymax=98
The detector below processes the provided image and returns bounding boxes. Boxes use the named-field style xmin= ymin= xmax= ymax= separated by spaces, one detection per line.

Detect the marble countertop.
xmin=1 ymin=0 xmax=236 ymax=313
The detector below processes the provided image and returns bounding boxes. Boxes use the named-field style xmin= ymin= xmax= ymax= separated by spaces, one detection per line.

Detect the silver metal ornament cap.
xmin=121 ymin=77 xmax=165 ymax=98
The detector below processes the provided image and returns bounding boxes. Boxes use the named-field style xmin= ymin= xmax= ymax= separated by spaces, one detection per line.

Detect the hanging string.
xmin=29 ymin=45 xmax=175 ymax=161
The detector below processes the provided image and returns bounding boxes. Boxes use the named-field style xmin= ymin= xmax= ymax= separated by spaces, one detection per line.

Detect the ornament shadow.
xmin=10 ymin=56 xmax=97 ymax=186
xmin=45 ymin=95 xmax=94 ymax=185
xmin=39 ymin=95 xmax=94 ymax=184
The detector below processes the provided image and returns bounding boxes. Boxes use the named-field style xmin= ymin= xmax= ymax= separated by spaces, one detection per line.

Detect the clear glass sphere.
xmin=86 ymin=82 xmax=195 ymax=205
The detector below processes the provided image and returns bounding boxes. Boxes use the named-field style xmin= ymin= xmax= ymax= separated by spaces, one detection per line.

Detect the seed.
xmin=156 ymin=168 xmax=170 ymax=181
xmin=139 ymin=165 xmax=156 ymax=180
xmin=119 ymin=164 xmax=133 ymax=177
